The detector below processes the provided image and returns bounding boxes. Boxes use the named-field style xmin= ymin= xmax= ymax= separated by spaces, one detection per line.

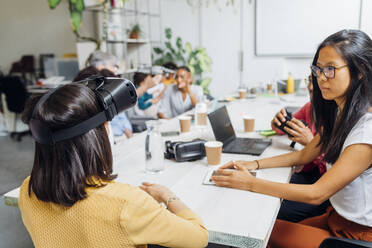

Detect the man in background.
xmin=157 ymin=66 xmax=203 ymax=119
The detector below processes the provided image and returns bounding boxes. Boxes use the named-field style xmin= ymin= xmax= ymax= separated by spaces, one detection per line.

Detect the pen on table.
xmin=255 ymin=129 xmax=274 ymax=133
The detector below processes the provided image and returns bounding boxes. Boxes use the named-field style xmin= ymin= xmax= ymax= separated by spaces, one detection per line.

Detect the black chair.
xmin=319 ymin=237 xmax=372 ymax=248
xmin=130 ymin=116 xmax=157 ymax=133
xmin=9 ymin=55 xmax=36 ymax=84
xmin=0 ymin=76 xmax=30 ymax=141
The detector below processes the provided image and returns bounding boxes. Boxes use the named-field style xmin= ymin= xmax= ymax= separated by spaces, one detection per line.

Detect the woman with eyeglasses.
xmin=212 ymin=29 xmax=372 ymax=247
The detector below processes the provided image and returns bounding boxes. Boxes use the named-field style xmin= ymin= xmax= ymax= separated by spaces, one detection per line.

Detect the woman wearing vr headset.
xmin=19 ymin=83 xmax=208 ymax=247
xmin=213 ymin=30 xmax=372 ymax=247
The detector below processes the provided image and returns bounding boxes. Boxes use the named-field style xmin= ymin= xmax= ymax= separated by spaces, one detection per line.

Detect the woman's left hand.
xmin=140 ymin=182 xmax=175 ymax=204
xmin=284 ymin=118 xmax=314 ymax=146
xmin=211 ymin=162 xmax=255 ymax=191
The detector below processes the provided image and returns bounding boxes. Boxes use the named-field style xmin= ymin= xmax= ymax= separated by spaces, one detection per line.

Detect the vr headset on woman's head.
xmin=29 ymin=76 xmax=137 ymax=145
xmin=137 ymin=66 xmax=176 ymax=78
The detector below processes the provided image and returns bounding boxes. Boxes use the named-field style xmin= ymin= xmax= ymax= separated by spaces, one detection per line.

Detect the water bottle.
xmin=145 ymin=120 xmax=164 ymax=174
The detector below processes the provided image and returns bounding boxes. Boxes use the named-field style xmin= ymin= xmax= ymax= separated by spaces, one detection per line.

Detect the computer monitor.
xmin=55 ymin=59 xmax=79 ymax=81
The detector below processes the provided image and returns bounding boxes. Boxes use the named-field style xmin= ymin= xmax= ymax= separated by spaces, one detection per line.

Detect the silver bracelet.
xmin=166 ymin=196 xmax=180 ymax=209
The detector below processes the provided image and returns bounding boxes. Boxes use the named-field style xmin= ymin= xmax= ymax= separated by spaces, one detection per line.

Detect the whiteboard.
xmin=255 ymin=0 xmax=361 ymax=57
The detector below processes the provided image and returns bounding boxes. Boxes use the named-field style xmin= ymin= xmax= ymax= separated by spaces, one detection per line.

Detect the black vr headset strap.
xmin=53 ymin=111 xmax=108 ymax=143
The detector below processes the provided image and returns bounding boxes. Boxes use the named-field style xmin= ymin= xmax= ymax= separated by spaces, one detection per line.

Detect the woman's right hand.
xmin=220 ymin=160 xmax=259 ymax=171
xmin=271 ymin=108 xmax=287 ymax=130
xmin=140 ymin=182 xmax=176 ymax=204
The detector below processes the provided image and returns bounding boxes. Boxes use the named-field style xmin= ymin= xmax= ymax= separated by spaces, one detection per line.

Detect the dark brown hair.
xmin=22 ymin=84 xmax=116 ymax=206
xmin=312 ymin=30 xmax=372 ymax=163
xmin=73 ymin=66 xmax=101 ymax=82
xmin=133 ymin=72 xmax=149 ymax=87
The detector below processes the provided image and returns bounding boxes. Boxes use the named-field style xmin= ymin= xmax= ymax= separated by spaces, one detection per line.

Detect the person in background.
xmin=74 ymin=66 xmax=133 ymax=139
xmin=133 ymin=72 xmax=164 ymax=111
xmin=110 ymin=112 xmax=133 ymax=138
xmin=271 ymin=75 xmax=329 ymax=223
xmin=88 ymin=50 xmax=120 ymax=75
xmin=212 ymin=29 xmax=372 ymax=247
xmin=19 ymin=84 xmax=209 ymax=248
xmin=157 ymin=66 xmax=204 ymax=119
xmin=162 ymin=62 xmax=178 ymax=85
xmin=73 ymin=66 xmax=102 ymax=82
xmin=87 ymin=51 xmax=158 ymax=98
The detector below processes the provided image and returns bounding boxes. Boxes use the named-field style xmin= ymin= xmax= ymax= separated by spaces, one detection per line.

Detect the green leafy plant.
xmin=129 ymin=23 xmax=142 ymax=39
xmin=47 ymin=0 xmax=127 ymax=49
xmin=153 ymin=28 xmax=212 ymax=94
xmin=130 ymin=24 xmax=141 ymax=33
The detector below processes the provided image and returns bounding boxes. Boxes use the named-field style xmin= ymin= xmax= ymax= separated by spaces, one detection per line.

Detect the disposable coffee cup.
xmin=238 ymin=89 xmax=247 ymax=99
xmin=243 ymin=116 xmax=255 ymax=132
xmin=204 ymin=141 xmax=223 ymax=165
xmin=178 ymin=116 xmax=192 ymax=133
xmin=196 ymin=112 xmax=207 ymax=126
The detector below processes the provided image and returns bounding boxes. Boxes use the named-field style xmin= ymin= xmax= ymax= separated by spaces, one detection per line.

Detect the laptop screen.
xmin=208 ymin=106 xmax=236 ymax=143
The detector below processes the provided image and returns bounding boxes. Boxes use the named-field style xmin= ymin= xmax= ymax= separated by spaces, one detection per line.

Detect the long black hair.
xmin=312 ymin=29 xmax=372 ymax=163
xmin=22 ymin=84 xmax=116 ymax=206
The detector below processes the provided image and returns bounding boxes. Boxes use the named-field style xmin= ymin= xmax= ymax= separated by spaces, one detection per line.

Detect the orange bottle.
xmin=287 ymin=73 xmax=295 ymax=94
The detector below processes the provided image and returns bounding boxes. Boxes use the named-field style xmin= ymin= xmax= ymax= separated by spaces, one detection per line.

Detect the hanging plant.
xmin=47 ymin=0 xmax=127 ymax=49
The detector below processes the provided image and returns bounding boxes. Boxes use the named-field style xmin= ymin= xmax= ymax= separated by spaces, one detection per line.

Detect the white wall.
xmin=160 ymin=0 xmax=200 ymax=47
xmin=0 ymin=0 xmax=94 ymax=74
xmin=159 ymin=0 xmax=312 ymax=98
xmin=200 ymin=3 xmax=241 ymax=97
xmin=241 ymin=1 xmax=312 ymax=86
xmin=159 ymin=0 xmax=372 ymax=98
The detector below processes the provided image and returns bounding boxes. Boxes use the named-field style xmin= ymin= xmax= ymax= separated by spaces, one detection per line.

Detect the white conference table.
xmin=4 ymin=95 xmax=308 ymax=248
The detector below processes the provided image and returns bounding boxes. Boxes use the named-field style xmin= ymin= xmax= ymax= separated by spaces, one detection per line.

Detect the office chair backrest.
xmin=20 ymin=55 xmax=35 ymax=73
xmin=0 ymin=76 xmax=28 ymax=113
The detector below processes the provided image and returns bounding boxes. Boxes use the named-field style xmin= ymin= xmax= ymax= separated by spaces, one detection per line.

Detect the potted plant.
xmin=129 ymin=24 xmax=141 ymax=39
xmin=152 ymin=28 xmax=213 ymax=94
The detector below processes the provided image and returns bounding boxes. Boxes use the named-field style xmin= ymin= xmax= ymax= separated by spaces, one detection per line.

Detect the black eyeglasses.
xmin=310 ymin=64 xmax=347 ymax=79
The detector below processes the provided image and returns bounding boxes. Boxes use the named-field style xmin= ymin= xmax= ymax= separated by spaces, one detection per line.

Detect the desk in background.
xmin=4 ymin=96 xmax=308 ymax=248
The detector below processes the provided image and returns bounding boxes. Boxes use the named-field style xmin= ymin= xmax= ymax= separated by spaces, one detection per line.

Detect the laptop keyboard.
xmin=225 ymin=138 xmax=255 ymax=151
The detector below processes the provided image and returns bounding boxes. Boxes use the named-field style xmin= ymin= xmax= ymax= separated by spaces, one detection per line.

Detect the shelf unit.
xmin=84 ymin=0 xmax=162 ymax=72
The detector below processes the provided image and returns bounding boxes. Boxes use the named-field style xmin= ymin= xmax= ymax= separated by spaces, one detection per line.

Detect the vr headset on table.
xmin=164 ymin=139 xmax=207 ymax=162
xmin=274 ymin=109 xmax=307 ymax=148
xmin=29 ymin=76 xmax=137 ymax=145
xmin=274 ymin=110 xmax=308 ymax=137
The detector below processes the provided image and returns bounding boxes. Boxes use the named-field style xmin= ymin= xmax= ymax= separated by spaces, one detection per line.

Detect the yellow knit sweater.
xmin=19 ymin=177 xmax=208 ymax=248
